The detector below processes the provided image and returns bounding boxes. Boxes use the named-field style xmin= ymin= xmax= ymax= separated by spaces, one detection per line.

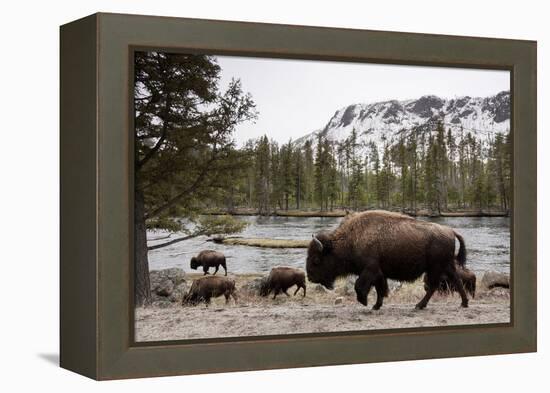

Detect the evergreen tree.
xmin=280 ymin=140 xmax=294 ymax=210
xmin=134 ymin=52 xmax=256 ymax=305
xmin=293 ymin=146 xmax=306 ymax=209
xmin=254 ymin=136 xmax=271 ymax=215
xmin=314 ymin=133 xmax=326 ymax=210
xmin=347 ymin=129 xmax=363 ymax=210
xmin=303 ymin=140 xmax=315 ymax=208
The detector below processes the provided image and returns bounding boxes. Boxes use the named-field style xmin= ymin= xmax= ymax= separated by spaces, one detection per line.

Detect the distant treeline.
xmin=215 ymin=124 xmax=511 ymax=216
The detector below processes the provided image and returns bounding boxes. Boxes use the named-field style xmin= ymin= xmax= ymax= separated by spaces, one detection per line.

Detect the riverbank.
xmin=202 ymin=208 xmax=508 ymax=218
xmin=135 ymin=272 xmax=510 ymax=342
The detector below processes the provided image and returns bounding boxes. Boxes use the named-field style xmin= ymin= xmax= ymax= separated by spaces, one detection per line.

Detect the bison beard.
xmin=306 ymin=210 xmax=470 ymax=310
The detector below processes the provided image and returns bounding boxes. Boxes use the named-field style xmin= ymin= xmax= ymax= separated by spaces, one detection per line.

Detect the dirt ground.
xmin=135 ymin=273 xmax=510 ymax=342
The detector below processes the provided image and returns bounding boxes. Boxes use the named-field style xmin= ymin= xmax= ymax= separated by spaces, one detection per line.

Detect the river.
xmin=147 ymin=215 xmax=510 ymax=275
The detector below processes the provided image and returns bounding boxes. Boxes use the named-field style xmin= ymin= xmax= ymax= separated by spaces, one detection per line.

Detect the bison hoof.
xmin=461 ymin=301 xmax=469 ymax=308
xmin=372 ymin=304 xmax=381 ymax=310
xmin=415 ymin=303 xmax=426 ymax=310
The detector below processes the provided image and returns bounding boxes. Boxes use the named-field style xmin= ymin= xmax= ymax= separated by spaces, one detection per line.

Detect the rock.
xmin=155 ymin=279 xmax=174 ymax=297
xmin=240 ymin=277 xmax=267 ymax=295
xmin=150 ymin=268 xmax=186 ymax=290
xmin=170 ymin=282 xmax=189 ymax=302
xmin=149 ymin=268 xmax=187 ymax=301
xmin=334 ymin=297 xmax=344 ymax=305
xmin=481 ymin=271 xmax=510 ymax=289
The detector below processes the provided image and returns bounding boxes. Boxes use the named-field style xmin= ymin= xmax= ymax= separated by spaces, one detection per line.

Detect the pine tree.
xmin=325 ymin=139 xmax=340 ymax=210
xmin=347 ymin=129 xmax=363 ymax=210
xmin=279 ymin=140 xmax=294 ymax=210
xmin=369 ymin=142 xmax=381 ymax=208
xmin=314 ymin=133 xmax=326 ymax=210
xmin=293 ymin=145 xmax=305 ymax=209
xmin=269 ymin=140 xmax=282 ymax=212
xmin=254 ymin=136 xmax=271 ymax=215
xmin=134 ymin=52 xmax=256 ymax=305
xmin=303 ymin=140 xmax=315 ymax=208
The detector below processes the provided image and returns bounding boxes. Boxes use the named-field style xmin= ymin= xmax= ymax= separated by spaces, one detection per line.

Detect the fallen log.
xmin=209 ymin=237 xmax=309 ymax=248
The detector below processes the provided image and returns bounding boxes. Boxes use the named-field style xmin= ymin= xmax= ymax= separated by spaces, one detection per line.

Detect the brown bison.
xmin=306 ymin=210 xmax=470 ymax=310
xmin=426 ymin=263 xmax=476 ymax=298
xmin=182 ymin=275 xmax=237 ymax=306
xmin=259 ymin=267 xmax=307 ymax=299
xmin=190 ymin=250 xmax=227 ymax=276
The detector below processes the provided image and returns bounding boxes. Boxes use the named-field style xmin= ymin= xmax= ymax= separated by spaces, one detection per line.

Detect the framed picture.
xmin=60 ymin=13 xmax=536 ymax=380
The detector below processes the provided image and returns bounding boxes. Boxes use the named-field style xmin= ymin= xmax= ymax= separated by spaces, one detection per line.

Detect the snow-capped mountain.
xmin=295 ymin=91 xmax=510 ymax=150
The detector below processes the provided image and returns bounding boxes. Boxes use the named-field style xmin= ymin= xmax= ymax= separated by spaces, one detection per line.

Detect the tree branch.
xmin=144 ymin=149 xmax=220 ymax=220
xmin=148 ymin=231 xmax=205 ymax=251
xmin=136 ymin=93 xmax=172 ymax=170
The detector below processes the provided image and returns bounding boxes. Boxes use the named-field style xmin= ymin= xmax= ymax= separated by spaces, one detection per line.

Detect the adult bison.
xmin=306 ymin=210 xmax=469 ymax=310
xmin=190 ymin=250 xmax=227 ymax=276
xmin=182 ymin=276 xmax=237 ymax=306
xmin=260 ymin=267 xmax=307 ymax=299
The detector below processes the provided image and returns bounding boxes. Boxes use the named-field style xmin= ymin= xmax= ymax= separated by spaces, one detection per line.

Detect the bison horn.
xmin=312 ymin=235 xmax=323 ymax=252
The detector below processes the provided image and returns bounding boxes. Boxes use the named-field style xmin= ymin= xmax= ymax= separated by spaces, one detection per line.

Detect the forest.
xmin=213 ymin=125 xmax=511 ymax=216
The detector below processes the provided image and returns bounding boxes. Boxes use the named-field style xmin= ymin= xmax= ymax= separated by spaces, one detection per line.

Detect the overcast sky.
xmin=216 ymin=55 xmax=510 ymax=145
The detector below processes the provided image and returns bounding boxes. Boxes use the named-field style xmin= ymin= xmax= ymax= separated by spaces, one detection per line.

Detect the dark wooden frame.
xmin=60 ymin=12 xmax=537 ymax=380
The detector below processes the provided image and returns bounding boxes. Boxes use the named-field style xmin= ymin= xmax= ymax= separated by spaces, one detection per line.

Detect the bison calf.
xmin=182 ymin=276 xmax=237 ymax=306
xmin=425 ymin=264 xmax=476 ymax=298
xmin=190 ymin=250 xmax=227 ymax=276
xmin=259 ymin=267 xmax=306 ymax=299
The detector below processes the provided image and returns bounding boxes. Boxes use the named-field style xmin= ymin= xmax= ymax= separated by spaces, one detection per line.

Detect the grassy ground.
xmin=135 ymin=273 xmax=510 ymax=342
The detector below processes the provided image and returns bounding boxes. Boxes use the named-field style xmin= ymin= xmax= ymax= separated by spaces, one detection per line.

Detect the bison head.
xmin=258 ymin=278 xmax=270 ymax=297
xmin=190 ymin=257 xmax=200 ymax=270
xmin=181 ymin=291 xmax=192 ymax=305
xmin=306 ymin=232 xmax=338 ymax=290
xmin=181 ymin=290 xmax=199 ymax=306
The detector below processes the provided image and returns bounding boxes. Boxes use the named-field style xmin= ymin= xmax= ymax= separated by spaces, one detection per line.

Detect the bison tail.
xmin=454 ymin=231 xmax=467 ymax=267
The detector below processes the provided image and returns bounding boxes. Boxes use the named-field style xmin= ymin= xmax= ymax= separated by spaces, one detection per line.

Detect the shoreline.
xmin=202 ymin=209 xmax=509 ymax=218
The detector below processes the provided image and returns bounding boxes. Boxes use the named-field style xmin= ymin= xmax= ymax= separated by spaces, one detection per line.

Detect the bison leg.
xmin=416 ymin=272 xmax=440 ymax=310
xmin=283 ymin=288 xmax=291 ymax=297
xmin=356 ymin=264 xmax=385 ymax=308
xmin=372 ymin=276 xmax=388 ymax=310
xmin=355 ymin=271 xmax=374 ymax=307
xmin=446 ymin=267 xmax=469 ymax=308
xmin=415 ymin=286 xmax=435 ymax=310
xmin=231 ymin=291 xmax=238 ymax=304
xmin=417 ymin=263 xmax=445 ymax=309
xmin=213 ymin=265 xmax=219 ymax=275
xmin=222 ymin=262 xmax=227 ymax=276
xmin=203 ymin=266 xmax=210 ymax=275
xmin=273 ymin=287 xmax=281 ymax=300
xmin=224 ymin=293 xmax=230 ymax=304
